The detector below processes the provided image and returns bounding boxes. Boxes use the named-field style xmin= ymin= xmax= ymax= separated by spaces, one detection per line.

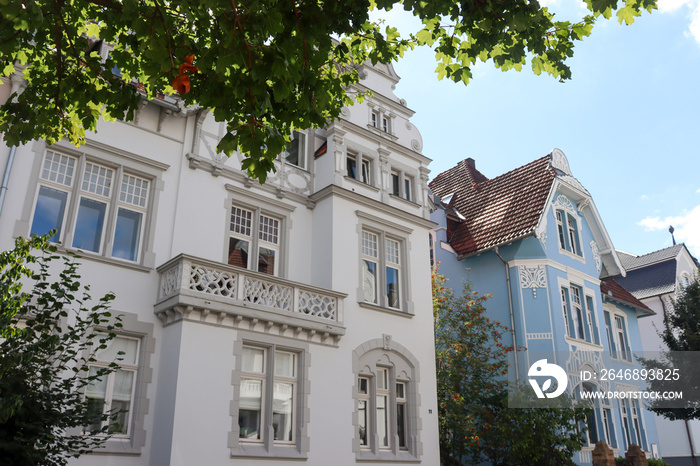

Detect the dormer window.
xmin=556 ymin=209 xmax=582 ymax=256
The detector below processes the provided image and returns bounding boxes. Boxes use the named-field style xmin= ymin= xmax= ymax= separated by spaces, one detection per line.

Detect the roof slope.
xmin=601 ymin=278 xmax=654 ymax=315
xmin=429 ymin=156 xmax=556 ymax=256
xmin=615 ymin=259 xmax=677 ymax=299
xmin=616 ymin=244 xmax=684 ymax=271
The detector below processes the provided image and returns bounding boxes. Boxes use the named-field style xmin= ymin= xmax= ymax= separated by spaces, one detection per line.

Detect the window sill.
xmin=564 ymin=337 xmax=603 ymax=351
xmin=356 ymin=450 xmax=421 ymax=463
xmin=359 ymin=301 xmax=413 ymax=318
xmin=365 ymin=125 xmax=399 ymax=142
xmin=558 ymin=247 xmax=585 ymax=263
xmin=345 ymin=175 xmax=379 ymax=191
xmin=87 ymin=437 xmax=143 ymax=456
xmin=55 ymin=245 xmax=152 ymax=273
xmin=231 ymin=443 xmax=307 ymax=459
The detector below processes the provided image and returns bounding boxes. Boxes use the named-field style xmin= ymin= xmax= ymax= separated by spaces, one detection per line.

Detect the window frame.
xmin=228 ymin=205 xmax=282 ymax=276
xmin=282 ymin=130 xmax=307 ymax=170
xmin=360 ymin=227 xmax=405 ymax=312
xmin=230 ymin=334 xmax=310 ymax=459
xmin=26 ymin=146 xmax=161 ymax=268
xmin=352 ymin=338 xmax=421 ymax=461
xmin=346 ymin=151 xmax=372 ymax=185
xmin=559 ymin=281 xmax=600 ymax=345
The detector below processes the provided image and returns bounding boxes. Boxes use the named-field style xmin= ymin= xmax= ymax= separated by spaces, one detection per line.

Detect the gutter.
xmin=494 ymin=246 xmax=519 ymax=380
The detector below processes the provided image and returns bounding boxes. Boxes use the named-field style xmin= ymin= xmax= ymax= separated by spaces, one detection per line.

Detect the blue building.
xmin=429 ymin=149 xmax=661 ymax=464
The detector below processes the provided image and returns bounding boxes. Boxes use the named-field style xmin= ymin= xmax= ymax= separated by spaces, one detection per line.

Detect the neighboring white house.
xmin=614 ymin=244 xmax=700 ymax=466
xmin=0 ymin=62 xmax=440 ymax=465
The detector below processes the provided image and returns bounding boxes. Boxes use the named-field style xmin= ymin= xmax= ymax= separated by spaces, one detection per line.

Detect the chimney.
xmin=465 ymin=158 xmax=476 ymax=168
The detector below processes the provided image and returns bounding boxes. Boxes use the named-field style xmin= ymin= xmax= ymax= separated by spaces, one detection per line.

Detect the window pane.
xmin=385 ymin=239 xmax=400 ymax=264
xmin=377 ymin=395 xmax=388 ymax=447
xmin=358 ymin=399 xmax=368 ymax=446
xmin=274 ymin=352 xmax=295 ymax=378
xmin=230 ymin=206 xmax=253 ymax=236
xmin=361 ymin=160 xmax=370 ymax=184
xmin=42 ymin=151 xmax=75 ymax=186
xmin=362 ymin=260 xmax=377 ymax=304
xmin=258 ymin=246 xmax=276 ymax=275
xmin=259 ymin=215 xmax=279 ymax=244
xmin=120 ymin=174 xmax=149 ymax=208
xmin=404 ymin=178 xmax=412 ymax=200
xmin=347 ymin=155 xmax=357 ymax=178
xmin=82 ymin=163 xmax=113 ymax=197
xmin=113 ymin=208 xmax=142 ymax=261
xmin=376 ymin=368 xmax=387 ymax=390
xmin=72 ymin=197 xmax=107 ymax=252
xmin=228 ymin=238 xmax=250 ymax=269
xmin=30 ymin=186 xmax=67 ymax=241
xmin=242 ymin=347 xmax=265 ymax=373
xmin=386 ymin=266 xmax=400 ymax=308
xmin=285 ymin=131 xmax=305 ymax=168
xmin=239 ymin=379 xmax=263 ymax=440
xmin=358 ymin=377 xmax=368 ymax=395
xmin=391 ymin=173 xmax=400 ymax=196
xmin=397 ymin=403 xmax=406 ymax=448
xmin=362 ymin=231 xmax=378 ymax=257
xmin=95 ymin=336 xmax=139 ymax=364
xmin=273 ymin=382 xmax=294 ymax=441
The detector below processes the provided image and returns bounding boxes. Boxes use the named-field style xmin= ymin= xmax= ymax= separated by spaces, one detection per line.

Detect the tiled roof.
xmin=615 ymin=260 xmax=677 ymax=300
xmin=429 ymin=156 xmax=556 ymax=256
xmin=616 ymin=244 xmax=684 ymax=271
xmin=601 ymin=278 xmax=654 ymax=315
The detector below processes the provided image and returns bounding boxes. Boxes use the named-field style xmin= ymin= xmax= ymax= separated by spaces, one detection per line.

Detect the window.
xmin=239 ymin=345 xmax=298 ymax=444
xmin=362 ymin=230 xmax=402 ymax=310
xmin=353 ymin=338 xmax=420 ymax=461
xmin=228 ymin=205 xmax=281 ymax=276
xmin=614 ymin=314 xmax=631 ymax=362
xmin=389 ymin=170 xmax=414 ymax=201
xmin=371 ymin=112 xmax=377 ymax=128
xmin=85 ymin=336 xmax=140 ymax=436
xmin=631 ymin=399 xmax=647 ymax=449
xmin=29 ymin=150 xmax=150 ymax=263
xmin=602 ymin=407 xmax=616 ymax=447
xmin=347 ymin=153 xmax=371 ymax=184
xmin=621 ymin=400 xmax=633 ymax=448
xmin=284 ymin=131 xmax=306 ymax=169
xmin=404 ymin=176 xmax=413 ymax=202
xmin=585 ymin=296 xmax=600 ymax=345
xmin=555 ymin=208 xmax=582 ymax=256
xmin=382 ymin=117 xmax=388 ymax=132
xmin=391 ymin=172 xmax=400 ymax=196
xmin=561 ymin=285 xmax=597 ymax=343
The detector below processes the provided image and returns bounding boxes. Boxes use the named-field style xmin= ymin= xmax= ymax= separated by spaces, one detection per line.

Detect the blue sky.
xmin=374 ymin=0 xmax=700 ymax=259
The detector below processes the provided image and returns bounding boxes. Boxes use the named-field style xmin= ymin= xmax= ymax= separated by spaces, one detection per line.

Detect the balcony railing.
xmin=155 ymin=254 xmax=345 ymax=344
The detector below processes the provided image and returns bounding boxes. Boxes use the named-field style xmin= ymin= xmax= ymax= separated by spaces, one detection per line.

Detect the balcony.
xmin=155 ymin=254 xmax=346 ymax=346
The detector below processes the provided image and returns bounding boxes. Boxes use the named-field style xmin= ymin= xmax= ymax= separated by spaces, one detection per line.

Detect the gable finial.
xmin=669 ymin=225 xmax=676 ymax=245
xmin=549 ymin=148 xmax=571 ymax=176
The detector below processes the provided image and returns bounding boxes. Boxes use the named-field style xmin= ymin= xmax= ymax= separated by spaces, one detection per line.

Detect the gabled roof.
xmin=429 ymin=156 xmax=557 ymax=256
xmin=615 ymin=260 xmax=677 ymax=299
xmin=601 ymin=278 xmax=654 ymax=316
xmin=617 ymin=244 xmax=685 ymax=271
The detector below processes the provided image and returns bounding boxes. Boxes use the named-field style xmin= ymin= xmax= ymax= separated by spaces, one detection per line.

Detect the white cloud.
xmin=639 ymin=204 xmax=700 ymax=256
xmin=657 ymin=0 xmax=700 ymax=44
xmin=640 ymin=194 xmax=650 ymax=200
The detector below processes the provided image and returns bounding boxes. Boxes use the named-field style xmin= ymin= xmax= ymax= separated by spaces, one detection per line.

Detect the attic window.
xmin=441 ymin=193 xmax=454 ymax=204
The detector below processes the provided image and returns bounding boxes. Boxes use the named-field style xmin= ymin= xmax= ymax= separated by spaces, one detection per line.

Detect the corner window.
xmin=239 ymin=346 xmax=298 ymax=444
xmin=30 ymin=150 xmax=150 ymax=263
xmin=347 ymin=152 xmax=371 ymax=184
xmin=362 ymin=230 xmax=403 ymax=310
xmin=555 ymin=208 xmax=582 ymax=256
xmin=85 ymin=336 xmax=140 ymax=436
xmin=228 ymin=205 xmax=281 ymax=276
xmin=284 ymin=131 xmax=306 ymax=170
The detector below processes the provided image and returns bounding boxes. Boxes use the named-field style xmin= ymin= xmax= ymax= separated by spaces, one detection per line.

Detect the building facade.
xmin=429 ymin=150 xmax=661 ymax=464
xmin=614 ymin=244 xmax=700 ymax=466
xmin=0 ymin=62 xmax=440 ymax=465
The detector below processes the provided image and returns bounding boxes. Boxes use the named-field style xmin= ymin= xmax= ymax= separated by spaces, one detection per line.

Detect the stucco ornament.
xmin=549 ymin=148 xmax=571 ymax=175
xmin=552 ymin=195 xmax=580 ymax=222
xmin=519 ymin=265 xmax=547 ymax=298
xmin=590 ymin=241 xmax=601 ymax=272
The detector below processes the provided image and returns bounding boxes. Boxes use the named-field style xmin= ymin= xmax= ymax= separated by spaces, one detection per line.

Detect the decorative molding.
xmin=590 ymin=241 xmax=601 ymax=272
xmin=526 ymin=332 xmax=553 ymax=340
xmin=534 ymin=217 xmax=547 ymax=250
xmin=382 ymin=334 xmax=392 ymax=350
xmin=549 ymin=148 xmax=571 ymax=175
xmin=566 ymin=350 xmax=611 ymax=394
xmin=519 ymin=265 xmax=547 ymax=298
xmin=552 ymin=194 xmax=581 ymax=222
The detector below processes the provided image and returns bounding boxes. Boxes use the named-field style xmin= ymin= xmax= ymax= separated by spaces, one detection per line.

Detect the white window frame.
xmin=388 ymin=168 xmax=414 ymax=202
xmin=283 ymin=130 xmax=307 ymax=170
xmin=84 ymin=335 xmax=141 ymax=437
xmin=347 ymin=152 xmax=372 ymax=185
xmin=361 ymin=229 xmax=403 ymax=311
xmin=29 ymin=149 xmax=153 ymax=265
xmin=552 ymin=195 xmax=584 ymax=260
xmin=614 ymin=313 xmax=631 ymax=362
xmin=228 ymin=204 xmax=282 ymax=276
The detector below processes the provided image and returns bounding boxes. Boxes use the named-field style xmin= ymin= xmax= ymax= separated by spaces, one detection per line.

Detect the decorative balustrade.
xmin=155 ymin=254 xmax=345 ymax=343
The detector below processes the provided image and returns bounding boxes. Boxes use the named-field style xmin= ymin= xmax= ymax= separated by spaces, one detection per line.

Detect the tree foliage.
xmin=0 ymin=0 xmax=656 ymax=180
xmin=641 ymin=274 xmax=700 ymax=421
xmin=0 ymin=234 xmax=122 ymax=465
xmin=433 ymin=268 xmax=588 ymax=465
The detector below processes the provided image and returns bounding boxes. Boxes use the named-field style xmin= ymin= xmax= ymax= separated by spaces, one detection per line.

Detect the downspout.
xmin=0 ymin=145 xmax=16 ymax=219
xmin=494 ymin=246 xmax=519 ymax=380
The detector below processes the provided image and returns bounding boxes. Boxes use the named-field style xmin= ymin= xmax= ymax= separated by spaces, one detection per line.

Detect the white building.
xmin=0 ymin=62 xmax=440 ymax=465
